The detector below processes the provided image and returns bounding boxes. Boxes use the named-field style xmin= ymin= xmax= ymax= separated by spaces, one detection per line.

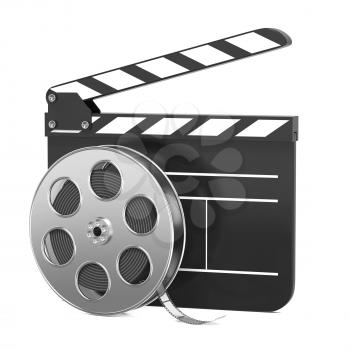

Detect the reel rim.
xmin=30 ymin=145 xmax=186 ymax=315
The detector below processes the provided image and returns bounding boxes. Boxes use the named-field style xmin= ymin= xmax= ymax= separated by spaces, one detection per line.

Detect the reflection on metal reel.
xmin=30 ymin=146 xmax=185 ymax=315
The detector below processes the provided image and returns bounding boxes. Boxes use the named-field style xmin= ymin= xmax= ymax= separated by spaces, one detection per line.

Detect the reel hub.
xmin=87 ymin=217 xmax=113 ymax=245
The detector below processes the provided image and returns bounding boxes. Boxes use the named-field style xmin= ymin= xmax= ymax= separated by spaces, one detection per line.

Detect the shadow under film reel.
xmin=30 ymin=146 xmax=218 ymax=323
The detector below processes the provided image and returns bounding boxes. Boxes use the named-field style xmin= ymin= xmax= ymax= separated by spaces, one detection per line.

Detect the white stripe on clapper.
xmin=226 ymin=32 xmax=280 ymax=53
xmin=189 ymin=119 xmax=240 ymax=136
xmin=96 ymin=117 xmax=145 ymax=134
xmin=137 ymin=58 xmax=188 ymax=78
xmin=143 ymin=118 xmax=192 ymax=135
xmin=181 ymin=45 xmax=233 ymax=65
xmin=236 ymin=119 xmax=288 ymax=137
xmin=95 ymin=69 xmax=144 ymax=89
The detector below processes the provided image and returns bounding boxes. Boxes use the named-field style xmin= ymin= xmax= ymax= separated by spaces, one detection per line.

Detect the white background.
xmin=0 ymin=0 xmax=349 ymax=349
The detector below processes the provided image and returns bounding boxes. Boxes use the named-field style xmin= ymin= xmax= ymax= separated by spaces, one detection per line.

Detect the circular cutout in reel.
xmin=90 ymin=161 xmax=122 ymax=200
xmin=30 ymin=146 xmax=185 ymax=315
xmin=118 ymin=247 xmax=151 ymax=285
xmin=125 ymin=196 xmax=158 ymax=235
xmin=50 ymin=178 xmax=80 ymax=216
xmin=42 ymin=228 xmax=75 ymax=266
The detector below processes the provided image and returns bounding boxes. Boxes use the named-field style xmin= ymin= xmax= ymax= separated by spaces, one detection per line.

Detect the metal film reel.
xmin=30 ymin=146 xmax=185 ymax=315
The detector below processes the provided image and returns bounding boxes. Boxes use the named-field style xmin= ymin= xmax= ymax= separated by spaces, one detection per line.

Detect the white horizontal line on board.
xmin=166 ymin=172 xmax=278 ymax=179
xmin=50 ymin=129 xmax=81 ymax=134
xmin=179 ymin=268 xmax=278 ymax=277
xmin=179 ymin=196 xmax=278 ymax=203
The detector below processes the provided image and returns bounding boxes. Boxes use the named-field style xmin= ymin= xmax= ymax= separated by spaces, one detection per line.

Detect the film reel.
xmin=30 ymin=146 xmax=218 ymax=323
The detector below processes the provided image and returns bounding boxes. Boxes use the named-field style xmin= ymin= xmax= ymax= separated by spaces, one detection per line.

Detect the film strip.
xmin=159 ymin=291 xmax=224 ymax=325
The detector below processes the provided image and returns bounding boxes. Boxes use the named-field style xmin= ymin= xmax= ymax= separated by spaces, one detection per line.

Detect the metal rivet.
xmin=81 ymin=121 xmax=90 ymax=130
xmin=48 ymin=120 xmax=56 ymax=129
xmin=48 ymin=93 xmax=56 ymax=103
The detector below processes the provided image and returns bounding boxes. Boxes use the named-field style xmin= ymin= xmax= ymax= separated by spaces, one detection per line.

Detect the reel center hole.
xmin=93 ymin=226 xmax=102 ymax=237
xmin=87 ymin=218 xmax=112 ymax=245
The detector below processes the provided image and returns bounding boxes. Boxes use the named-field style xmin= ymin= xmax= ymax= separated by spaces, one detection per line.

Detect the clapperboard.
xmin=46 ymin=28 xmax=297 ymax=311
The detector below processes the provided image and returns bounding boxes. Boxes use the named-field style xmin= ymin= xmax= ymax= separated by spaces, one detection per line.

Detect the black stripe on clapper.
xmin=121 ymin=65 xmax=160 ymax=83
xmin=91 ymin=115 xmax=117 ymax=133
xmin=255 ymin=28 xmax=291 ymax=46
xmin=232 ymin=118 xmax=258 ymax=136
xmin=78 ymin=77 xmax=118 ymax=95
xmin=126 ymin=115 xmax=163 ymax=134
xmin=210 ymin=40 xmax=250 ymax=59
xmin=165 ymin=52 xmax=205 ymax=71
xmin=172 ymin=116 xmax=210 ymax=137
xmin=268 ymin=120 xmax=291 ymax=141
xmin=216 ymin=118 xmax=244 ymax=141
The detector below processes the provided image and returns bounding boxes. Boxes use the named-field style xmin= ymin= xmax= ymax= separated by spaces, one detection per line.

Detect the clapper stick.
xmin=48 ymin=28 xmax=291 ymax=102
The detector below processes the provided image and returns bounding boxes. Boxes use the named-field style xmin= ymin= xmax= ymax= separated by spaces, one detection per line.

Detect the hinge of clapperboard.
xmin=45 ymin=28 xmax=296 ymax=140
